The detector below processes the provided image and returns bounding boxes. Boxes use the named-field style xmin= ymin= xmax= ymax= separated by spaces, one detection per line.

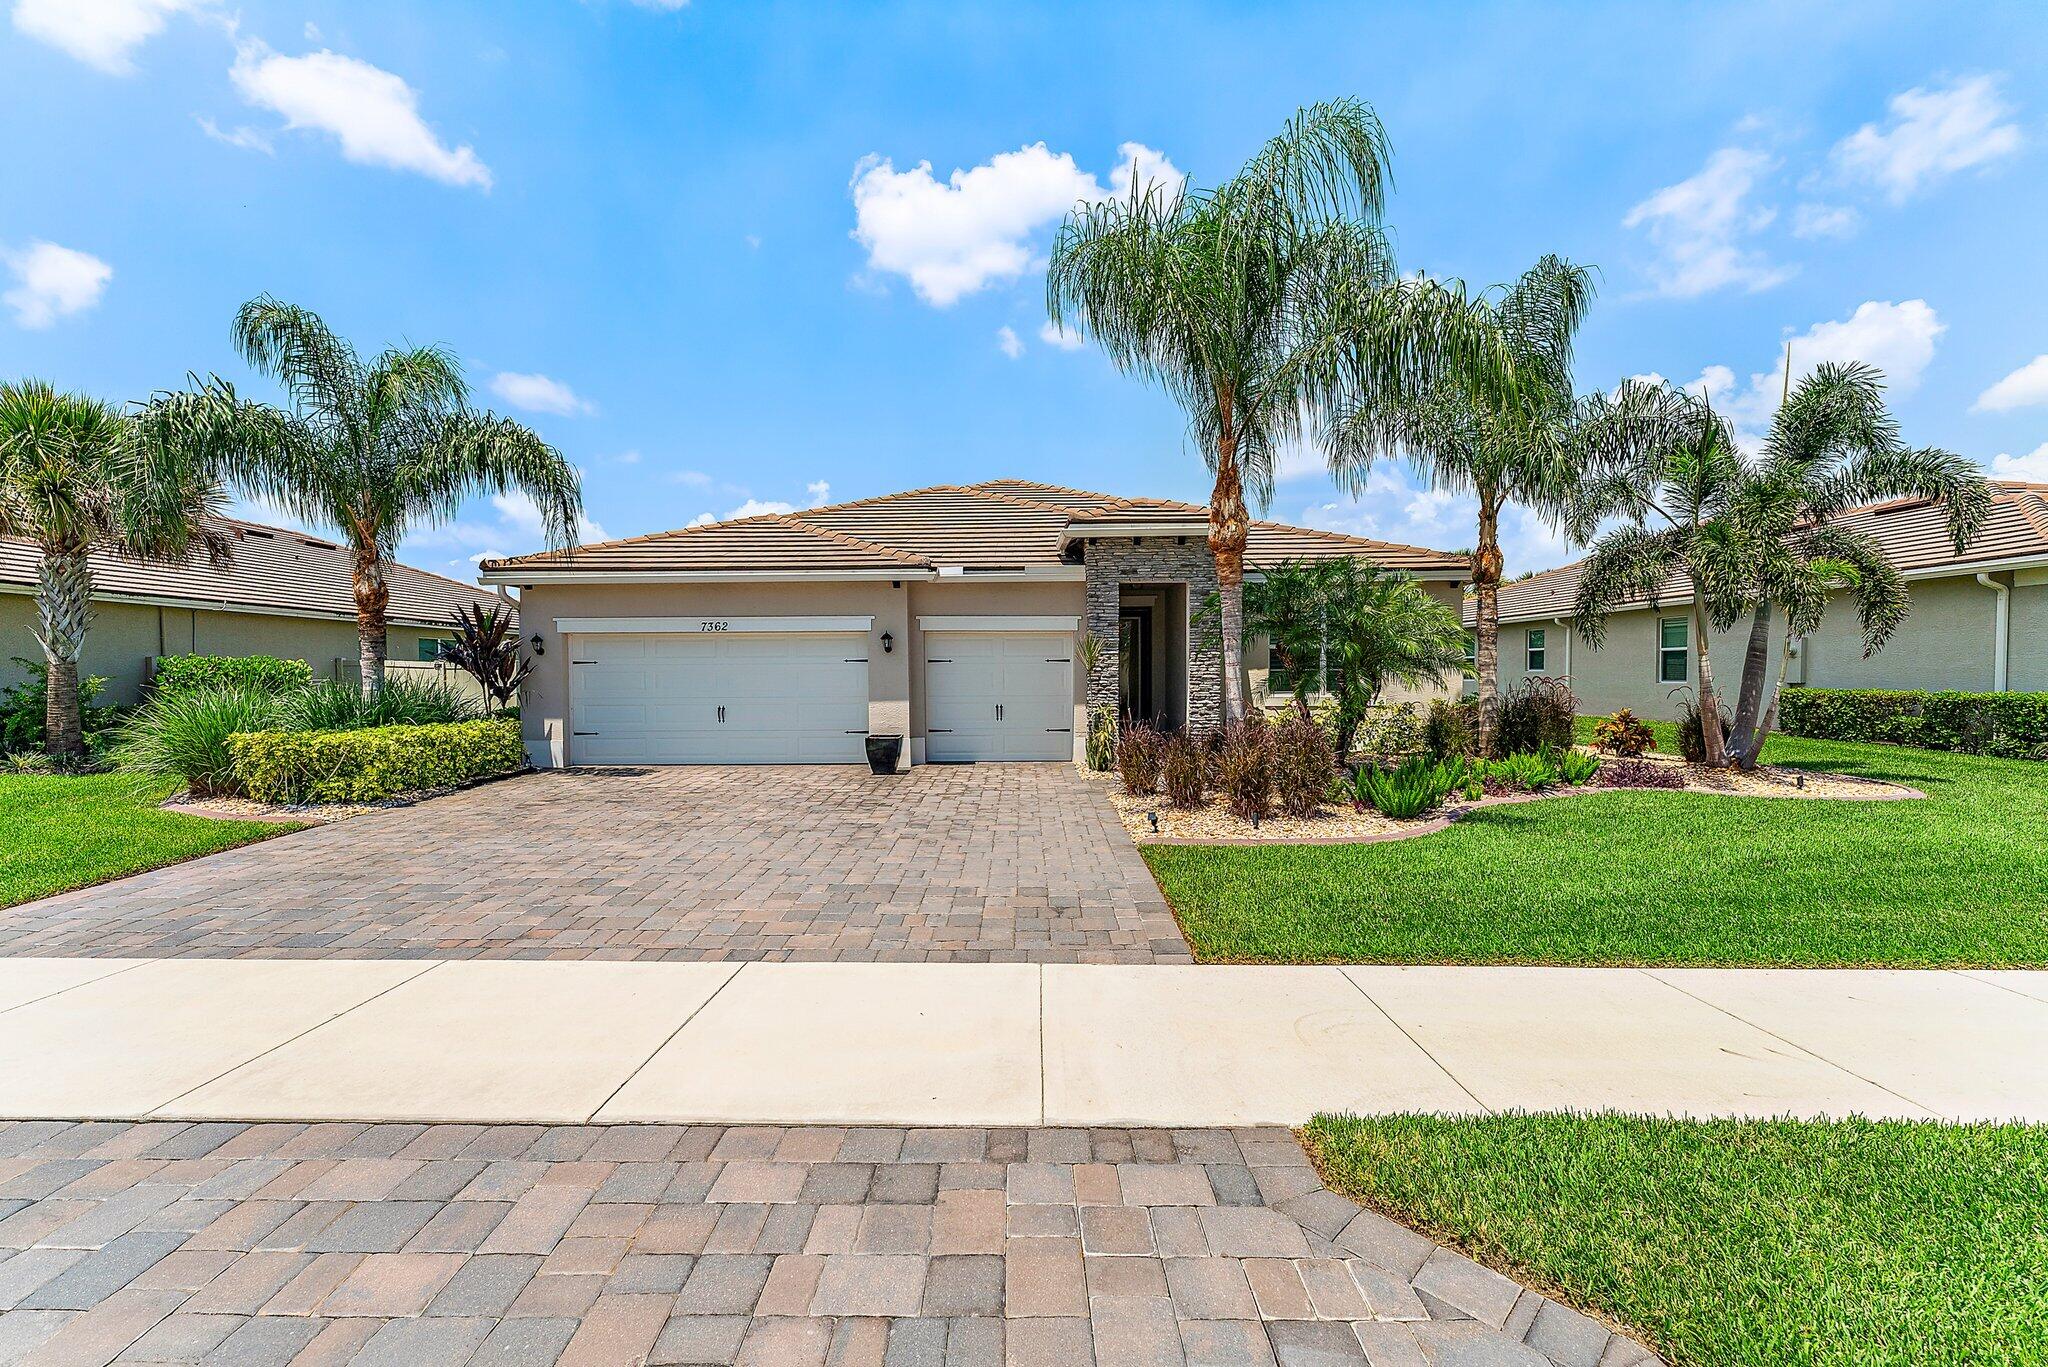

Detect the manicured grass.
xmin=0 ymin=773 xmax=297 ymax=910
xmin=1304 ymin=1112 xmax=2048 ymax=1367
xmin=1144 ymin=728 xmax=2048 ymax=966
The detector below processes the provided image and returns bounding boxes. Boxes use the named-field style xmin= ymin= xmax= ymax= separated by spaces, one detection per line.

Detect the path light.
xmin=1797 ymin=773 xmax=1806 ymax=790
xmin=1252 ymin=811 xmax=1261 ymax=829
xmin=1147 ymin=810 xmax=1159 ymax=833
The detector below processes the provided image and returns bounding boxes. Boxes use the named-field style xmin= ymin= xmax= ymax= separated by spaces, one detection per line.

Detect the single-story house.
xmin=1 ymin=517 xmax=511 ymax=705
xmin=1470 ymin=481 xmax=2048 ymax=717
xmin=479 ymin=480 xmax=1469 ymax=768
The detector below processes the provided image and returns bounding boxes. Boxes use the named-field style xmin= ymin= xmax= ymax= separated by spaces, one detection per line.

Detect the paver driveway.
xmin=0 ymin=766 xmax=1191 ymax=964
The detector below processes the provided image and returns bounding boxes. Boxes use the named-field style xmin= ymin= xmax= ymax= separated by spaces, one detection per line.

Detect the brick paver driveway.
xmin=0 ymin=766 xmax=1191 ymax=964
xmin=0 ymin=1121 xmax=1652 ymax=1366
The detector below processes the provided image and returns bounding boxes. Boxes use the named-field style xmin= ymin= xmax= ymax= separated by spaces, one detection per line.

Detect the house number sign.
xmin=698 ymin=620 xmax=729 ymax=632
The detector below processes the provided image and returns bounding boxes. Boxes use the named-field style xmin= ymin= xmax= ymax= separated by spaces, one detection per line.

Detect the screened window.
xmin=1658 ymin=618 xmax=1689 ymax=683
xmin=1525 ymin=628 xmax=1546 ymax=673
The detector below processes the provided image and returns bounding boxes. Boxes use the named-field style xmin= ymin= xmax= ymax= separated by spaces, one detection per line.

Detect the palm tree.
xmin=1324 ymin=561 xmax=1471 ymax=758
xmin=1046 ymin=100 xmax=1401 ymax=722
xmin=1563 ymin=380 xmax=1753 ymax=766
xmin=1324 ymin=255 xmax=1596 ymax=745
xmin=1722 ymin=363 xmax=1988 ymax=766
xmin=1242 ymin=558 xmax=1348 ymax=722
xmin=0 ymin=380 xmax=227 ymax=760
xmin=155 ymin=297 xmax=583 ymax=692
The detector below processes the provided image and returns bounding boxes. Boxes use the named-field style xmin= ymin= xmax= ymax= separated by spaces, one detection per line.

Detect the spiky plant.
xmin=0 ymin=380 xmax=228 ymax=760
xmin=439 ymin=602 xmax=534 ymax=714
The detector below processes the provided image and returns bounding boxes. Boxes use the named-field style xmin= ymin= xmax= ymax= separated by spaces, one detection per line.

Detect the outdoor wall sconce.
xmin=881 ymin=631 xmax=895 ymax=654
xmin=529 ymin=633 xmax=545 ymax=656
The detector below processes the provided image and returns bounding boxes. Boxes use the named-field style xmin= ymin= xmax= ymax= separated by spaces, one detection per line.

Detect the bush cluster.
xmin=1115 ymin=720 xmax=1163 ymax=795
xmin=1599 ymin=757 xmax=1685 ymax=789
xmin=1271 ymin=710 xmax=1337 ymax=818
xmin=1350 ymin=702 xmax=1423 ymax=765
xmin=1421 ymin=698 xmax=1476 ymax=761
xmin=1159 ymin=731 xmax=1206 ymax=808
xmin=1215 ymin=718 xmax=1275 ymax=822
xmin=274 ymin=677 xmax=478 ymax=731
xmin=1590 ymin=708 xmax=1656 ymax=757
xmin=1777 ymin=686 xmax=2048 ymax=760
xmin=1492 ymin=676 xmax=1577 ymax=756
xmin=1353 ymin=754 xmax=1469 ymax=818
xmin=229 ymin=718 xmax=525 ymax=804
xmin=1 ymin=659 xmax=119 ymax=757
xmin=1084 ymin=705 xmax=1117 ymax=772
xmin=152 ymin=654 xmax=312 ymax=698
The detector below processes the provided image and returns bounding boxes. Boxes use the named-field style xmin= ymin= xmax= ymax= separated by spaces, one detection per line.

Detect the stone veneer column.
xmin=1082 ymin=537 xmax=1224 ymax=734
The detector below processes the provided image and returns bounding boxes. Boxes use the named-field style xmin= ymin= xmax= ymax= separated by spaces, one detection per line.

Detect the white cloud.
xmin=996 ymin=325 xmax=1024 ymax=359
xmin=10 ymin=0 xmax=197 ymax=74
xmin=687 ymin=482 xmax=833 ymax=527
xmin=196 ymin=116 xmax=274 ymax=154
xmin=611 ymin=449 xmax=642 ymax=465
xmin=230 ymin=42 xmax=492 ymax=189
xmin=1675 ymin=300 xmax=1946 ymax=441
xmin=1989 ymin=443 xmax=2048 ymax=482
xmin=629 ymin=0 xmax=690 ymax=8
xmin=1832 ymin=75 xmax=2022 ymax=203
xmin=2 ymin=241 xmax=113 ymax=328
xmin=721 ymin=498 xmax=797 ymax=519
xmin=1623 ymin=146 xmax=1793 ymax=298
xmin=1039 ymin=320 xmax=1084 ymax=351
xmin=1286 ymin=465 xmax=1575 ymax=578
xmin=849 ymin=140 xmax=1179 ymax=307
xmin=668 ymin=469 xmax=713 ymax=487
xmin=1791 ymin=203 xmax=1859 ymax=239
xmin=488 ymin=371 xmax=594 ymax=417
xmin=1974 ymin=356 xmax=2048 ymax=413
xmin=805 ymin=480 xmax=831 ymax=506
xmin=489 ymin=489 xmax=607 ymax=545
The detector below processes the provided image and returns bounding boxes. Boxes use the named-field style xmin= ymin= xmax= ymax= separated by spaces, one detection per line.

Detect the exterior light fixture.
xmin=881 ymin=631 xmax=895 ymax=654
xmin=529 ymin=633 xmax=545 ymax=656
xmin=1147 ymin=810 xmax=1159 ymax=833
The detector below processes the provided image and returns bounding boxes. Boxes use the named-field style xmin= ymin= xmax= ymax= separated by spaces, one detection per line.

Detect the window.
xmin=1525 ymin=628 xmax=1546 ymax=673
xmin=417 ymin=638 xmax=448 ymax=662
xmin=1659 ymin=618 xmax=1689 ymax=683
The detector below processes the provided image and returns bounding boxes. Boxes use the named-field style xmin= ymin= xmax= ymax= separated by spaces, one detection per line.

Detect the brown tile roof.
xmin=0 ymin=517 xmax=508 ymax=628
xmin=482 ymin=481 xmax=1468 ymax=579
xmin=1470 ymin=481 xmax=2048 ymax=626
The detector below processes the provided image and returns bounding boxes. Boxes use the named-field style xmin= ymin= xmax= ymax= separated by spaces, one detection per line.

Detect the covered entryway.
xmin=923 ymin=628 xmax=1074 ymax=762
xmin=568 ymin=627 xmax=869 ymax=764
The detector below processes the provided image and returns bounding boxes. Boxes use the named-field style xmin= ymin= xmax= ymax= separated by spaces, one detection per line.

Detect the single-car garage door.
xmin=569 ymin=632 xmax=869 ymax=764
xmin=924 ymin=632 xmax=1074 ymax=762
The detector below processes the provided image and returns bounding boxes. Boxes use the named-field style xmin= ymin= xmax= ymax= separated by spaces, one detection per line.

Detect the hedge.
xmin=228 ymin=718 xmax=525 ymax=803
xmin=154 ymin=654 xmax=313 ymax=698
xmin=1776 ymin=686 xmax=2048 ymax=759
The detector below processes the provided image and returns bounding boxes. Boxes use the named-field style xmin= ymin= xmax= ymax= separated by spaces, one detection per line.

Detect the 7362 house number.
xmin=698 ymin=620 xmax=730 ymax=632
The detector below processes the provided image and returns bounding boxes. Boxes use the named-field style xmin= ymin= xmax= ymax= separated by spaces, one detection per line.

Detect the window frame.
xmin=1658 ymin=617 xmax=1689 ymax=684
xmin=416 ymin=638 xmax=448 ymax=663
xmin=1525 ymin=627 xmax=1546 ymax=673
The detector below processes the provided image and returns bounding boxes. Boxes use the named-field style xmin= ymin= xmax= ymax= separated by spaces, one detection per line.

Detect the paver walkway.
xmin=0 ymin=1121 xmax=1656 ymax=1366
xmin=0 ymin=766 xmax=1191 ymax=964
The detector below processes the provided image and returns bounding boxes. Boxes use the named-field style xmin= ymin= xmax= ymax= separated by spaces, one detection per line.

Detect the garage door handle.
xmin=929 ymin=658 xmax=951 ymax=664
xmin=717 ymin=706 xmax=726 ymax=723
xmin=1046 ymin=658 xmax=1070 ymax=663
xmin=995 ymin=704 xmax=1004 ymax=720
xmin=1046 ymin=727 xmax=1072 ymax=733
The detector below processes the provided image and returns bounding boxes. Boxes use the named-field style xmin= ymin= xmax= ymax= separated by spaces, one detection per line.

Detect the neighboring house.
xmin=1469 ymin=482 xmax=2048 ymax=717
xmin=1 ymin=516 xmax=511 ymax=705
xmin=479 ymin=481 xmax=1469 ymax=768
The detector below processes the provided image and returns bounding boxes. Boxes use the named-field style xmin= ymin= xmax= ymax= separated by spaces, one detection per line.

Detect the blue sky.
xmin=4 ymin=0 xmax=2046 ymax=583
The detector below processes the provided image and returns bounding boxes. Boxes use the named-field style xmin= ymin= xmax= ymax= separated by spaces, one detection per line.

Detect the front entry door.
xmin=1118 ymin=607 xmax=1153 ymax=723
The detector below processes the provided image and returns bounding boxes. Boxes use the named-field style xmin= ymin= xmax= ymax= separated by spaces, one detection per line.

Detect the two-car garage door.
xmin=569 ymin=633 xmax=869 ymax=765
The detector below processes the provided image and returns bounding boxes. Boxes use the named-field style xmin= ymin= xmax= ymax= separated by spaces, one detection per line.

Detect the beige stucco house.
xmin=479 ymin=481 xmax=1469 ymax=769
xmin=1 ymin=517 xmax=509 ymax=705
xmin=1469 ymin=481 xmax=2048 ymax=717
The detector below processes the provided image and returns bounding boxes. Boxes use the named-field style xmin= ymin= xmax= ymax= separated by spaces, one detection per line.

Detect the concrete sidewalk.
xmin=1 ymin=960 xmax=2042 ymax=1127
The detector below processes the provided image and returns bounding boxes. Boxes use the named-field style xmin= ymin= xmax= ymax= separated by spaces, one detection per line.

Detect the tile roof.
xmin=1470 ymin=481 xmax=2048 ymax=626
xmin=483 ymin=481 xmax=1470 ymax=579
xmin=0 ymin=517 xmax=508 ymax=627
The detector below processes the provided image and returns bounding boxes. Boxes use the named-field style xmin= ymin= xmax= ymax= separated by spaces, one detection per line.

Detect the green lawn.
xmin=0 ymin=773 xmax=297 ymax=910
xmin=1304 ymin=1112 xmax=2048 ymax=1367
xmin=1144 ymin=728 xmax=2048 ymax=966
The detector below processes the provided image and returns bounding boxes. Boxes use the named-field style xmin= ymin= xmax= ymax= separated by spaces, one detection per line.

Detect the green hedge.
xmin=154 ymin=654 xmax=313 ymax=698
xmin=1777 ymin=686 xmax=2048 ymax=759
xmin=228 ymin=718 xmax=525 ymax=803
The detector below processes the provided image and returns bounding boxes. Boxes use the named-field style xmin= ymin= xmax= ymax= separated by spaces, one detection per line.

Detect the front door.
xmin=1118 ymin=607 xmax=1153 ymax=723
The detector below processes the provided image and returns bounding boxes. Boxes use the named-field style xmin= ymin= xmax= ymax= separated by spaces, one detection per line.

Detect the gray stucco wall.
xmin=2013 ymin=577 xmax=2048 ymax=693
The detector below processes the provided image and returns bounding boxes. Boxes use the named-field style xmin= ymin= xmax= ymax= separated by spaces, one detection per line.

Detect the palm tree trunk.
xmin=352 ymin=549 xmax=391 ymax=696
xmin=1688 ymin=597 xmax=1728 ymax=767
xmin=1471 ymin=491 xmax=1503 ymax=752
xmin=1727 ymin=600 xmax=1773 ymax=761
xmin=1745 ymin=617 xmax=1799 ymax=769
xmin=33 ymin=548 xmax=93 ymax=762
xmin=1209 ymin=432 xmax=1250 ymax=727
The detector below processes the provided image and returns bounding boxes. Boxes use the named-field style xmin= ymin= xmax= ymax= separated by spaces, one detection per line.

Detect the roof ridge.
xmin=206 ymin=513 xmax=496 ymax=600
xmin=1251 ymin=519 xmax=1472 ymax=564
xmin=959 ymin=486 xmax=1086 ymax=514
xmin=483 ymin=514 xmax=793 ymax=567
xmin=771 ymin=514 xmax=933 ymax=567
xmin=796 ymin=483 xmax=966 ymax=516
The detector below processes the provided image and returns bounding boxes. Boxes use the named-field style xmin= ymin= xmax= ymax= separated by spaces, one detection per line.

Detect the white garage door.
xmin=569 ymin=632 xmax=869 ymax=764
xmin=924 ymin=632 xmax=1074 ymax=762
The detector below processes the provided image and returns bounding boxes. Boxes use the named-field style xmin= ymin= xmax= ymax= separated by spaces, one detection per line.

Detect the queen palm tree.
xmin=155 ymin=297 xmax=583 ymax=692
xmin=1323 ymin=255 xmax=1596 ymax=745
xmin=1046 ymin=99 xmax=1401 ymax=723
xmin=0 ymin=380 xmax=227 ymax=760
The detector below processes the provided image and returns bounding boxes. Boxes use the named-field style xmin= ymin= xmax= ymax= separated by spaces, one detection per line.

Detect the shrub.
xmin=1599 ymin=757 xmax=1685 ymax=789
xmin=1271 ymin=709 xmax=1336 ymax=818
xmin=1484 ymin=750 xmax=1560 ymax=794
xmin=274 ymin=675 xmax=479 ymax=732
xmin=152 ymin=654 xmax=311 ymax=698
xmin=2 ymin=658 xmax=119 ymax=756
xmin=1590 ymin=708 xmax=1656 ymax=757
xmin=113 ymin=685 xmax=282 ymax=797
xmin=1421 ymin=698 xmax=1477 ymax=762
xmin=1215 ymin=719 xmax=1274 ymax=822
xmin=1114 ymin=719 xmax=1163 ymax=795
xmin=1355 ymin=754 xmax=1463 ymax=819
xmin=1556 ymin=746 xmax=1602 ymax=785
xmin=1676 ymin=695 xmax=1730 ymax=764
xmin=1776 ymin=687 xmax=2048 ymax=760
xmin=1351 ymin=702 xmax=1423 ymax=765
xmin=1160 ymin=731 xmax=1207 ymax=808
xmin=229 ymin=718 xmax=525 ymax=804
xmin=1084 ymin=704 xmax=1117 ymax=772
xmin=1492 ymin=676 xmax=1576 ymax=758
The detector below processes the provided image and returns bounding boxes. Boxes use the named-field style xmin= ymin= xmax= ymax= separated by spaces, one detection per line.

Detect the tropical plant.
xmin=1599 ymin=757 xmax=1684 ymax=789
xmin=1590 ymin=708 xmax=1655 ymax=757
xmin=1350 ymin=700 xmax=1423 ymax=765
xmin=1240 ymin=558 xmax=1345 ymax=720
xmin=1491 ymin=676 xmax=1576 ymax=758
xmin=1115 ymin=719 xmax=1164 ymax=795
xmin=113 ymin=684 xmax=283 ymax=797
xmin=1084 ymin=703 xmax=1117 ymax=772
xmin=1 ymin=659 xmax=117 ymax=758
xmin=1215 ymin=718 xmax=1275 ymax=822
xmin=1325 ymin=255 xmax=1596 ymax=745
xmin=1421 ymin=697 xmax=1477 ymax=761
xmin=1555 ymin=746 xmax=1601 ymax=785
xmin=273 ymin=675 xmax=479 ymax=732
xmin=1484 ymin=750 xmax=1560 ymax=793
xmin=1325 ymin=564 xmax=1471 ymax=756
xmin=1354 ymin=754 xmax=1463 ymax=818
xmin=438 ymin=603 xmax=533 ymax=714
xmin=1675 ymin=693 xmax=1726 ymax=765
xmin=149 ymin=297 xmax=583 ymax=693
xmin=1047 ymin=100 xmax=1406 ymax=723
xmin=0 ymin=380 xmax=229 ymax=759
xmin=1160 ymin=730 xmax=1207 ymax=807
xmin=1271 ymin=708 xmax=1337 ymax=817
